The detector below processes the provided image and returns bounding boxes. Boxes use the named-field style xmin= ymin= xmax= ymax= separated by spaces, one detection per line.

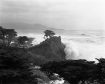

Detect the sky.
xmin=0 ymin=0 xmax=105 ymax=30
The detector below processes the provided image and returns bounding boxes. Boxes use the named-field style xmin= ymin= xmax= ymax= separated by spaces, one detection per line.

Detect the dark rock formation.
xmin=29 ymin=36 xmax=66 ymax=64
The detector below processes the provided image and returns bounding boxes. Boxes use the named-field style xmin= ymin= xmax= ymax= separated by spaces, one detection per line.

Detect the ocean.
xmin=62 ymin=30 xmax=105 ymax=62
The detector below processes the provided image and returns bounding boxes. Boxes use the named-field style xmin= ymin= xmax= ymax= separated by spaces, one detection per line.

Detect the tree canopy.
xmin=41 ymin=59 xmax=105 ymax=84
xmin=16 ymin=36 xmax=34 ymax=48
xmin=44 ymin=30 xmax=55 ymax=39
xmin=0 ymin=26 xmax=17 ymax=46
xmin=0 ymin=47 xmax=36 ymax=84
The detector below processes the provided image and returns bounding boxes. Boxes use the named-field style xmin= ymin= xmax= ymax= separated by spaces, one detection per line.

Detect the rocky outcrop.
xmin=29 ymin=36 xmax=66 ymax=64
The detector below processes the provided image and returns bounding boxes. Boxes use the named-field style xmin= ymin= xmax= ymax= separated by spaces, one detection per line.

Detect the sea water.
xmin=62 ymin=30 xmax=105 ymax=62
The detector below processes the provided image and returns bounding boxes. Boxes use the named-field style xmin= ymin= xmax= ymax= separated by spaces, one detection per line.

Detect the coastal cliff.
xmin=29 ymin=36 xmax=66 ymax=65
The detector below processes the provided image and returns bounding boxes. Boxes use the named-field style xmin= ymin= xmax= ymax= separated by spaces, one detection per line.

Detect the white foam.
xmin=62 ymin=35 xmax=105 ymax=62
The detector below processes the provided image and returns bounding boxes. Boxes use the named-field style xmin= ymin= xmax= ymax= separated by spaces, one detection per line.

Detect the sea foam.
xmin=62 ymin=32 xmax=105 ymax=62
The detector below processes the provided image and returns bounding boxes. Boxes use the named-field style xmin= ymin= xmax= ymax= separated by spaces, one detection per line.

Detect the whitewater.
xmin=62 ymin=30 xmax=105 ymax=62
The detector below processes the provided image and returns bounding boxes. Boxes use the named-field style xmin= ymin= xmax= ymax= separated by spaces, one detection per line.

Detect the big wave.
xmin=62 ymin=35 xmax=105 ymax=62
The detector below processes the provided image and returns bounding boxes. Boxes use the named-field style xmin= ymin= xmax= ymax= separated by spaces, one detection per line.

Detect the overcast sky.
xmin=0 ymin=0 xmax=105 ymax=30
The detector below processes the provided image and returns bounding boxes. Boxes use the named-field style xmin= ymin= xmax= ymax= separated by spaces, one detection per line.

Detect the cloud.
xmin=1 ymin=0 xmax=28 ymax=13
xmin=0 ymin=0 xmax=105 ymax=30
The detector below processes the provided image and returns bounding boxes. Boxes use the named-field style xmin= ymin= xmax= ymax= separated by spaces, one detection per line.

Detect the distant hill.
xmin=0 ymin=22 xmax=65 ymax=35
xmin=0 ymin=22 xmax=104 ymax=36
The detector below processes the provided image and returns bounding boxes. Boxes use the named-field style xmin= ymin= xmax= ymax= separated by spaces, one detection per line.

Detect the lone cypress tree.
xmin=44 ymin=30 xmax=55 ymax=39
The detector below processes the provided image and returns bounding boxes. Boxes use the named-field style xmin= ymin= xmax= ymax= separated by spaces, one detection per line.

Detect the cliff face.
xmin=29 ymin=36 xmax=66 ymax=64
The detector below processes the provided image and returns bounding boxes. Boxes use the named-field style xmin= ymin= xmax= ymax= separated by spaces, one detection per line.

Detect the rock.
xmin=29 ymin=36 xmax=66 ymax=65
